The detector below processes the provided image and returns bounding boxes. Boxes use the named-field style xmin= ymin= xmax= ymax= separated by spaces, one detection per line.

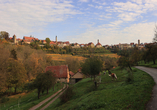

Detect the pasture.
xmin=45 ymin=67 xmax=155 ymax=110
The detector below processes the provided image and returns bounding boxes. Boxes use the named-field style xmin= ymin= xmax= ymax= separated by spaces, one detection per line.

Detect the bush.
xmin=125 ymin=71 xmax=134 ymax=83
xmin=60 ymin=87 xmax=74 ymax=103
xmin=1 ymin=96 xmax=9 ymax=103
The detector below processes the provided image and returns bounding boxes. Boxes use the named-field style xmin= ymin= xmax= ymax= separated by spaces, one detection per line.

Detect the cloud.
xmin=95 ymin=6 xmax=103 ymax=9
xmin=79 ymin=0 xmax=89 ymax=3
xmin=107 ymin=0 xmax=157 ymax=22
xmin=68 ymin=22 xmax=155 ymax=45
xmin=0 ymin=0 xmax=81 ymax=38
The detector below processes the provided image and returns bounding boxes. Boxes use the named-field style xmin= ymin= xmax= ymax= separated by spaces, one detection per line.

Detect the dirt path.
xmin=29 ymin=84 xmax=66 ymax=110
xmin=40 ymin=85 xmax=68 ymax=110
xmin=135 ymin=66 xmax=157 ymax=110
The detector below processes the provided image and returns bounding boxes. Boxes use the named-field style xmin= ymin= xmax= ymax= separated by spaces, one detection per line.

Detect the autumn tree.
xmin=65 ymin=57 xmax=81 ymax=73
xmin=6 ymin=59 xmax=27 ymax=93
xmin=0 ymin=31 xmax=9 ymax=40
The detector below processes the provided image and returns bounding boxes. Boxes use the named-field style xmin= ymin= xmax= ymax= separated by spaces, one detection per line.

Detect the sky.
xmin=0 ymin=0 xmax=157 ymax=45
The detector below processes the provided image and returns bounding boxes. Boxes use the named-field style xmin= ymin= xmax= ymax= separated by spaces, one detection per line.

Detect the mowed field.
xmin=47 ymin=53 xmax=119 ymax=62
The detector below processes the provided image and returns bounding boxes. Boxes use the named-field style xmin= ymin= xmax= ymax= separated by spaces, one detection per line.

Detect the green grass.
xmin=45 ymin=67 xmax=155 ymax=110
xmin=138 ymin=60 xmax=157 ymax=68
xmin=0 ymin=83 xmax=64 ymax=110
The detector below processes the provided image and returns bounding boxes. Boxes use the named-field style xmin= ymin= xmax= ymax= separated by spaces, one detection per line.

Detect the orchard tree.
xmin=81 ymin=56 xmax=103 ymax=81
xmin=33 ymin=71 xmax=56 ymax=99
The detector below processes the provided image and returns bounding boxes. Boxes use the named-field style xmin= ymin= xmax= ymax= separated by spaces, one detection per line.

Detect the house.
xmin=70 ymin=69 xmax=84 ymax=84
xmin=72 ymin=43 xmax=80 ymax=48
xmin=96 ymin=39 xmax=102 ymax=48
xmin=45 ymin=65 xmax=70 ymax=83
xmin=50 ymin=41 xmax=56 ymax=46
xmin=23 ymin=36 xmax=39 ymax=44
xmin=69 ymin=71 xmax=75 ymax=78
xmin=88 ymin=42 xmax=95 ymax=47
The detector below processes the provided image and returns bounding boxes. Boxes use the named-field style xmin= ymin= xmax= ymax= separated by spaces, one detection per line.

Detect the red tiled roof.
xmin=88 ymin=42 xmax=94 ymax=45
xmin=64 ymin=41 xmax=70 ymax=44
xmin=16 ymin=38 xmax=22 ymax=41
xmin=96 ymin=42 xmax=102 ymax=46
xmin=69 ymin=71 xmax=75 ymax=76
xmin=45 ymin=65 xmax=69 ymax=78
xmin=50 ymin=41 xmax=56 ymax=44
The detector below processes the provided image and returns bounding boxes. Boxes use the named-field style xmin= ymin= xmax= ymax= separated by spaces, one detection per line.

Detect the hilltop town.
xmin=9 ymin=35 xmax=150 ymax=50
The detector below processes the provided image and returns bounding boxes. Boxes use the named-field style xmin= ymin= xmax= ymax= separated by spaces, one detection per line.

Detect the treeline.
xmin=29 ymin=40 xmax=110 ymax=55
xmin=0 ymin=43 xmax=63 ymax=96
xmin=117 ymin=44 xmax=157 ymax=71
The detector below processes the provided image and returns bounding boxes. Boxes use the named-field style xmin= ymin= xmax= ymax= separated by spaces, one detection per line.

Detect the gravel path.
xmin=29 ymin=84 xmax=66 ymax=110
xmin=135 ymin=66 xmax=157 ymax=110
xmin=40 ymin=85 xmax=68 ymax=110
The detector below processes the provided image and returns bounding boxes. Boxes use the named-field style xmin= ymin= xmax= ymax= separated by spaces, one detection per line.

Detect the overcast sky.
xmin=1 ymin=0 xmax=157 ymax=45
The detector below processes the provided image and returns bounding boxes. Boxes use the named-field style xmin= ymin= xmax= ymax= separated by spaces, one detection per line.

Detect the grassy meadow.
xmin=138 ymin=60 xmax=157 ymax=68
xmin=45 ymin=67 xmax=155 ymax=110
xmin=0 ymin=83 xmax=64 ymax=110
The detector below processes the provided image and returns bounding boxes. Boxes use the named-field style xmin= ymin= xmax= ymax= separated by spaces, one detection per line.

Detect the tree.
xmin=117 ymin=49 xmax=134 ymax=71
xmin=145 ymin=44 xmax=157 ymax=64
xmin=10 ymin=49 xmax=18 ymax=60
xmin=33 ymin=71 xmax=56 ymax=99
xmin=0 ymin=31 xmax=9 ymax=40
xmin=45 ymin=38 xmax=51 ymax=44
xmin=81 ymin=56 xmax=103 ymax=81
xmin=153 ymin=25 xmax=157 ymax=43
xmin=6 ymin=58 xmax=27 ymax=93
xmin=65 ymin=57 xmax=81 ymax=73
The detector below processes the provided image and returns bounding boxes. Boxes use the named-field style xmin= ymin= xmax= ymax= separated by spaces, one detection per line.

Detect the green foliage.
xmin=33 ymin=71 xmax=56 ymax=99
xmin=0 ymin=31 xmax=9 ymax=40
xmin=45 ymin=38 xmax=51 ymax=44
xmin=59 ymin=87 xmax=74 ymax=103
xmin=1 ymin=96 xmax=9 ymax=103
xmin=81 ymin=56 xmax=103 ymax=81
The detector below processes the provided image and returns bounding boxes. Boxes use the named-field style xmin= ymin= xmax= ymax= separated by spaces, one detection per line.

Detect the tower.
xmin=56 ymin=36 xmax=57 ymax=44
xmin=138 ymin=39 xmax=140 ymax=45
xmin=98 ymin=39 xmax=99 ymax=43
xmin=13 ymin=34 xmax=16 ymax=44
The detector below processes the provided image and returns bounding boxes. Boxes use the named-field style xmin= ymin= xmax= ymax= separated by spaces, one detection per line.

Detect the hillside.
xmin=45 ymin=67 xmax=154 ymax=110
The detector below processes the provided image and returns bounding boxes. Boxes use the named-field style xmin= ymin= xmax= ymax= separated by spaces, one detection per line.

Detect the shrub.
xmin=60 ymin=87 xmax=74 ymax=103
xmin=125 ymin=71 xmax=134 ymax=83
xmin=1 ymin=96 xmax=9 ymax=103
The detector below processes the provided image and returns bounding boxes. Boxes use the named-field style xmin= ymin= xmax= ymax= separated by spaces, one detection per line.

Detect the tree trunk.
xmin=153 ymin=59 xmax=156 ymax=64
xmin=47 ymin=88 xmax=49 ymax=94
xmin=38 ymin=90 xmax=40 ymax=99
xmin=53 ymin=86 xmax=54 ymax=91
xmin=42 ymin=89 xmax=44 ymax=94
xmin=15 ymin=87 xmax=17 ymax=94
xmin=128 ymin=65 xmax=132 ymax=71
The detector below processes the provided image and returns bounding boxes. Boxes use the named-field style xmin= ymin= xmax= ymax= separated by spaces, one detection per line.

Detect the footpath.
xmin=135 ymin=66 xmax=157 ymax=110
xmin=29 ymin=84 xmax=68 ymax=110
